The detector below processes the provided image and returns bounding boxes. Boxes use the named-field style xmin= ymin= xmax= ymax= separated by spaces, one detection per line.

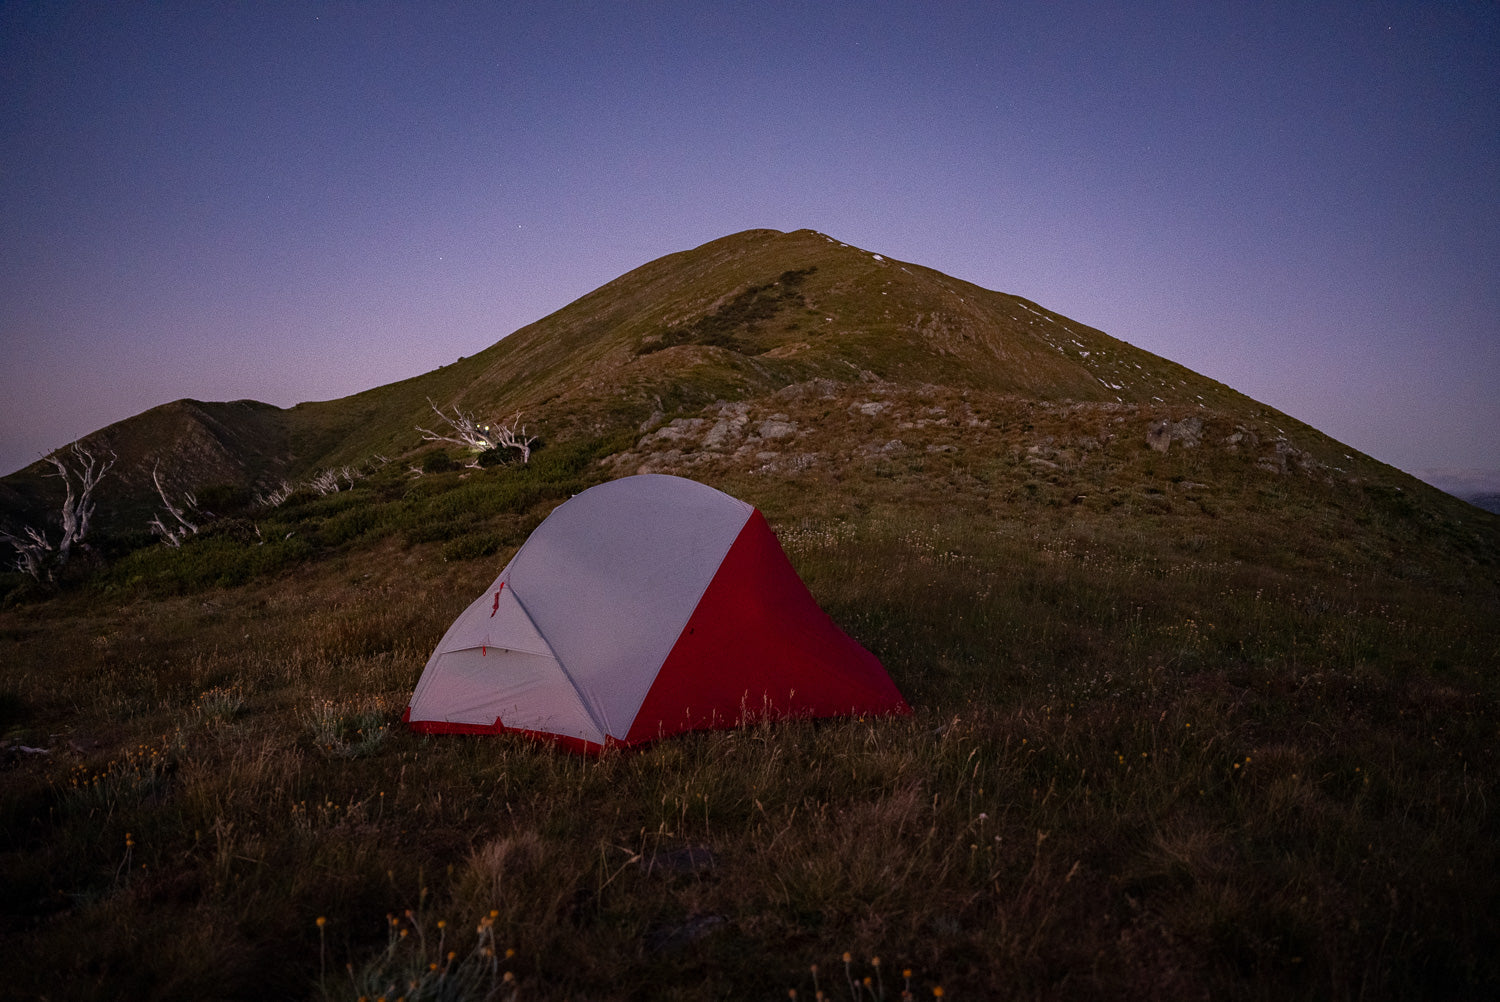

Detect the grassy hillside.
xmin=5 ymin=229 xmax=1291 ymax=544
xmin=2 ymin=230 xmax=1498 ymax=1000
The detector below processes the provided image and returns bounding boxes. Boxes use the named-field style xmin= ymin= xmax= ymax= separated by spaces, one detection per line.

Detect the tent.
xmin=404 ymin=474 xmax=909 ymax=751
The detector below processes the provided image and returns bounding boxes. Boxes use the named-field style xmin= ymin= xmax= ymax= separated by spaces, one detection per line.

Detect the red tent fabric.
xmin=405 ymin=474 xmax=909 ymax=751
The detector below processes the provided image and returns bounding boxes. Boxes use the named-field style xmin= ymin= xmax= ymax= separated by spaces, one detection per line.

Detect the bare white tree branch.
xmin=493 ymin=415 xmax=538 ymax=464
xmin=0 ymin=443 xmax=115 ymax=579
xmin=304 ymin=467 xmax=360 ymax=495
xmin=415 ymin=399 xmax=536 ymax=463
xmin=0 ymin=523 xmax=52 ymax=579
xmin=308 ymin=469 xmax=343 ymax=495
xmin=254 ymin=481 xmax=295 ymax=508
xmin=417 ymin=399 xmax=497 ymax=451
xmin=148 ymin=461 xmax=200 ymax=547
xmin=49 ymin=443 xmax=115 ymax=563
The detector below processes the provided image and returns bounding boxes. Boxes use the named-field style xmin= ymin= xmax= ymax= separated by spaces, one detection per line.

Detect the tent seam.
xmin=506 ymin=583 xmax=608 ymax=743
xmin=611 ymin=502 xmax=756 ymax=737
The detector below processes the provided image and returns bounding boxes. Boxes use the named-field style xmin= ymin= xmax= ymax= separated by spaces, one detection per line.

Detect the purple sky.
xmin=3 ymin=2 xmax=1497 ymax=491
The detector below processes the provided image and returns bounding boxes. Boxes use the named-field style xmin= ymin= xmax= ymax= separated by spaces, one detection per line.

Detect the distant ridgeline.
xmin=1461 ymin=492 xmax=1500 ymax=516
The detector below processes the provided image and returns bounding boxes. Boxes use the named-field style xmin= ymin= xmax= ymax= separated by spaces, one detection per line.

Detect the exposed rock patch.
xmin=1147 ymin=416 xmax=1203 ymax=452
xmin=1259 ymin=438 xmax=1319 ymax=476
xmin=756 ymin=416 xmax=797 ymax=440
xmin=774 ymin=378 xmax=839 ymax=401
xmin=1223 ymin=425 xmax=1259 ymax=451
xmin=645 ymin=418 xmax=706 ymax=444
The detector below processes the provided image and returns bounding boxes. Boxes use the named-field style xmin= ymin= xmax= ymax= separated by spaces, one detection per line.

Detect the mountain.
xmin=5 ymin=229 xmax=1499 ymax=999
xmin=1467 ymin=493 xmax=1500 ymax=515
xmin=8 ymin=227 xmax=1485 ymax=558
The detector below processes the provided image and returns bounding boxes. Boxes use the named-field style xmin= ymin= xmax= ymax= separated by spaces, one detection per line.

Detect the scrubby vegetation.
xmin=46 ymin=435 xmax=628 ymax=599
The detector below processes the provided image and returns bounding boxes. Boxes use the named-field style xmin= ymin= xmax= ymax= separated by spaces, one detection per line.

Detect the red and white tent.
xmin=405 ymin=474 xmax=909 ymax=752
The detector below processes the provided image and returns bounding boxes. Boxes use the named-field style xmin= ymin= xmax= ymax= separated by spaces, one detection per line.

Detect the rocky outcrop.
xmin=1146 ymin=416 xmax=1203 ymax=453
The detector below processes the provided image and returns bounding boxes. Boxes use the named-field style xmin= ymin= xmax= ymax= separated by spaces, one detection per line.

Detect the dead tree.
xmin=308 ymin=469 xmax=343 ymax=495
xmin=493 ymin=416 xmax=538 ymax=464
xmin=306 ymin=467 xmax=359 ymax=496
xmin=0 ymin=443 xmax=115 ymax=579
xmin=0 ymin=523 xmax=52 ymax=579
xmin=254 ymin=481 xmax=295 ymax=508
xmin=417 ymin=399 xmax=496 ymax=451
xmin=416 ymin=399 xmax=537 ymax=463
xmin=51 ymin=443 xmax=114 ymax=564
xmin=148 ymin=461 xmax=200 ymax=547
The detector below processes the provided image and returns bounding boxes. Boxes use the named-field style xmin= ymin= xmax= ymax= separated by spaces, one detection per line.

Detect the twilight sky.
xmin=3 ymin=2 xmax=1497 ymax=491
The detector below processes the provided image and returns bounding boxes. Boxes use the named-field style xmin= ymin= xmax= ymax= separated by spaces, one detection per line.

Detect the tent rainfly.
xmin=404 ymin=474 xmax=909 ymax=752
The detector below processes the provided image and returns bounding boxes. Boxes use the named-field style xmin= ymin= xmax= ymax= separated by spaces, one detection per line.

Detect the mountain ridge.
xmin=1 ymin=228 xmax=1491 ymax=556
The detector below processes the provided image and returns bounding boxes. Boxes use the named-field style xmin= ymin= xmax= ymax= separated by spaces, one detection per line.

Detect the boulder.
xmin=1146 ymin=416 xmax=1203 ymax=453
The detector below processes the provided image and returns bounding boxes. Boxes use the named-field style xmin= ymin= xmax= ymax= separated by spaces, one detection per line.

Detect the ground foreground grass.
xmin=3 ymin=411 xmax=1499 ymax=1001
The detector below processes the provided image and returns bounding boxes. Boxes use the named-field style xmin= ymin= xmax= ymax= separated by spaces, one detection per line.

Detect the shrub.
xmin=195 ymin=483 xmax=254 ymax=515
xmin=423 ymin=451 xmax=459 ymax=474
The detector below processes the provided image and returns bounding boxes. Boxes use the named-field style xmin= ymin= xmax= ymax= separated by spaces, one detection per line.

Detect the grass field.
xmin=3 ymin=383 xmax=1498 ymax=1001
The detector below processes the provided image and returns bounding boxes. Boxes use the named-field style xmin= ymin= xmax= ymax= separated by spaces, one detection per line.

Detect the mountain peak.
xmin=3 ymin=229 xmax=1486 ymax=548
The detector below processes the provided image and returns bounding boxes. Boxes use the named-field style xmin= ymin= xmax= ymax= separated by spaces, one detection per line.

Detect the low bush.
xmin=423 ymin=450 xmax=459 ymax=474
